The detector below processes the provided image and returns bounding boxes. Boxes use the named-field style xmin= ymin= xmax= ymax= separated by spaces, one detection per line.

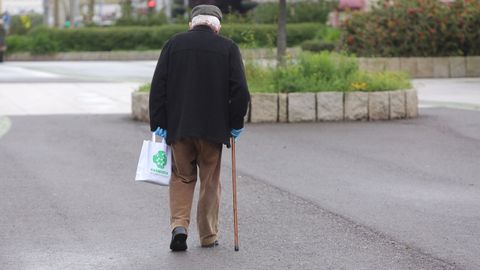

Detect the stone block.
xmin=316 ymin=92 xmax=344 ymax=121
xmin=385 ymin=57 xmax=401 ymax=72
xmin=405 ymin=89 xmax=419 ymax=118
xmin=250 ymin=93 xmax=278 ymax=123
xmin=288 ymin=93 xmax=316 ymax=122
xmin=368 ymin=58 xmax=386 ymax=72
xmin=400 ymin=58 xmax=417 ymax=78
xmin=433 ymin=58 xmax=449 ymax=78
xmin=278 ymin=93 xmax=288 ymax=123
xmin=131 ymin=92 xmax=150 ymax=122
xmin=368 ymin=92 xmax=389 ymax=120
xmin=344 ymin=92 xmax=368 ymax=121
xmin=416 ymin=57 xmax=434 ymax=78
xmin=389 ymin=90 xmax=406 ymax=119
xmin=357 ymin=58 xmax=369 ymax=71
xmin=449 ymin=57 xmax=466 ymax=78
xmin=466 ymin=56 xmax=480 ymax=77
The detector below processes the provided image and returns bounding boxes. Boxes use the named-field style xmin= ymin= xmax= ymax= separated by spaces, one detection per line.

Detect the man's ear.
xmin=216 ymin=25 xmax=221 ymax=34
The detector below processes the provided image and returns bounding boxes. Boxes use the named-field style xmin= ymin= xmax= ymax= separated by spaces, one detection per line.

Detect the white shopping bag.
xmin=135 ymin=133 xmax=171 ymax=186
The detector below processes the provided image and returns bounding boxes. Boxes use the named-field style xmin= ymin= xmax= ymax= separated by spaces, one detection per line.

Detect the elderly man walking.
xmin=149 ymin=5 xmax=250 ymax=251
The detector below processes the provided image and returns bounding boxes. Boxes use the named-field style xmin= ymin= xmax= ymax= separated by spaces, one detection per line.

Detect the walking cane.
xmin=230 ymin=137 xmax=240 ymax=251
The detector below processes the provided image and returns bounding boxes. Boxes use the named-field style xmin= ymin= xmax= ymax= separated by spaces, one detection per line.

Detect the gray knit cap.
xmin=191 ymin=5 xmax=223 ymax=21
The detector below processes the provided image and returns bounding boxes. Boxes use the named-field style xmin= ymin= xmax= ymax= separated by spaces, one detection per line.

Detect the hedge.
xmin=342 ymin=0 xmax=480 ymax=57
xmin=6 ymin=23 xmax=322 ymax=55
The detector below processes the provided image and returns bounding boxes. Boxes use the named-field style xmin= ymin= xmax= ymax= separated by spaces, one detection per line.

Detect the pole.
xmin=277 ymin=0 xmax=287 ymax=66
xmin=54 ymin=0 xmax=59 ymax=28
xmin=69 ymin=0 xmax=75 ymax=28
xmin=230 ymin=137 xmax=240 ymax=252
xmin=88 ymin=0 xmax=94 ymax=24
xmin=43 ymin=0 xmax=50 ymax=26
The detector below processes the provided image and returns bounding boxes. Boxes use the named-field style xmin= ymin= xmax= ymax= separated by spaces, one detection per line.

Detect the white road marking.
xmin=0 ymin=116 xmax=12 ymax=139
xmin=0 ymin=83 xmax=142 ymax=115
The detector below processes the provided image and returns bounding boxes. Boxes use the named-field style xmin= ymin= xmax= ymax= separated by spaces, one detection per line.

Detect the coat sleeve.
xmin=228 ymin=43 xmax=250 ymax=130
xmin=149 ymin=40 xmax=171 ymax=132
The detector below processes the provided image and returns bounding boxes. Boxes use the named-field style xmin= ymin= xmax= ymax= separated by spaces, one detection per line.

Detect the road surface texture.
xmin=1 ymin=61 xmax=479 ymax=269
xmin=1 ymin=109 xmax=479 ymax=269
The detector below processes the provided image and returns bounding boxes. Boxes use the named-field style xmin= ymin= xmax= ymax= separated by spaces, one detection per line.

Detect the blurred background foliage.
xmin=342 ymin=0 xmax=480 ymax=57
xmin=3 ymin=0 xmax=480 ymax=58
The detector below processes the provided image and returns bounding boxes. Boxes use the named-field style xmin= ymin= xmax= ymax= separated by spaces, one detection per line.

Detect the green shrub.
xmin=138 ymin=83 xmax=151 ymax=92
xmin=315 ymin=26 xmax=341 ymax=42
xmin=246 ymin=52 xmax=411 ymax=93
xmin=342 ymin=0 xmax=480 ymax=57
xmin=250 ymin=1 xmax=336 ymax=23
xmin=8 ymin=23 xmax=323 ymax=54
xmin=245 ymin=62 xmax=275 ymax=93
xmin=5 ymin=35 xmax=31 ymax=54
xmin=347 ymin=71 xmax=411 ymax=91
xmin=137 ymin=52 xmax=410 ymax=93
xmin=30 ymin=32 xmax=59 ymax=55
xmin=301 ymin=40 xmax=336 ymax=52
xmin=8 ymin=14 xmax=44 ymax=35
xmin=115 ymin=13 xmax=168 ymax=26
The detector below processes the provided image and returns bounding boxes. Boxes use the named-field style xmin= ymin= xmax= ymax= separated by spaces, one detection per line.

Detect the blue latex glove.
xmin=230 ymin=128 xmax=244 ymax=140
xmin=154 ymin=127 xmax=167 ymax=138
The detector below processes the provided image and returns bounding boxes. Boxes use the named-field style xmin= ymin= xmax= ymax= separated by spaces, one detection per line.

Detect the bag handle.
xmin=152 ymin=132 xmax=166 ymax=143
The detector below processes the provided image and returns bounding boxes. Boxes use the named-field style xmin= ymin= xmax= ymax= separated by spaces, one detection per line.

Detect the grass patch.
xmin=137 ymin=52 xmax=411 ymax=93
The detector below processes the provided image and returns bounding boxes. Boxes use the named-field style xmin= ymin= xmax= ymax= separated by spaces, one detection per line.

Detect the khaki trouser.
xmin=169 ymin=138 xmax=222 ymax=246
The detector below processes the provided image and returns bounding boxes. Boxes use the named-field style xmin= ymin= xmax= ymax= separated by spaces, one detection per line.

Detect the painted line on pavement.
xmin=419 ymin=101 xmax=480 ymax=111
xmin=0 ymin=116 xmax=12 ymax=139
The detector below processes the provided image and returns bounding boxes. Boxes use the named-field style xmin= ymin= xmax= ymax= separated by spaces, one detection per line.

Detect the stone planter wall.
xmin=132 ymin=89 xmax=418 ymax=123
xmin=358 ymin=56 xmax=480 ymax=78
xmin=6 ymin=48 xmax=300 ymax=62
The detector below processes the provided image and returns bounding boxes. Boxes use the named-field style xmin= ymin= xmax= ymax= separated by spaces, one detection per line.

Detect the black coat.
xmin=149 ymin=25 xmax=250 ymax=145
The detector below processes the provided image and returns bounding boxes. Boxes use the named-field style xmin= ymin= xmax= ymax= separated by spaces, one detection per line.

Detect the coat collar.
xmin=190 ymin=24 xmax=215 ymax=33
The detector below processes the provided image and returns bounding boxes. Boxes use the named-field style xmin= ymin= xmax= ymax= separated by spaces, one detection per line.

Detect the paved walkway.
xmin=414 ymin=78 xmax=480 ymax=110
xmin=1 ymin=62 xmax=480 ymax=116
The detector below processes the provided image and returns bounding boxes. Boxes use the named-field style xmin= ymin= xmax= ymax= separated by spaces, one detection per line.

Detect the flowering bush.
xmin=342 ymin=0 xmax=480 ymax=57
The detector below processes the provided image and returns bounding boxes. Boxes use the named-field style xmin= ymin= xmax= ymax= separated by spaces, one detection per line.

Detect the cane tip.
xmin=234 ymin=245 xmax=239 ymax=251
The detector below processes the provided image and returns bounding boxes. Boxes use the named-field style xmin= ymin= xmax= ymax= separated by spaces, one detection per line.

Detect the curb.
xmin=132 ymin=89 xmax=418 ymax=124
xmin=358 ymin=56 xmax=480 ymax=78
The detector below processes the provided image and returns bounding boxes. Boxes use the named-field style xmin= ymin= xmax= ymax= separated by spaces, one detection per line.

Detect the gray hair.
xmin=191 ymin=15 xmax=221 ymax=32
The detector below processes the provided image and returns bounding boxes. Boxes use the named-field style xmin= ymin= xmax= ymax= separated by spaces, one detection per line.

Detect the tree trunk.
xmin=122 ymin=0 xmax=133 ymax=19
xmin=54 ymin=0 xmax=60 ymax=28
xmin=88 ymin=0 xmax=95 ymax=24
xmin=70 ymin=0 xmax=76 ymax=28
xmin=43 ymin=0 xmax=50 ymax=26
xmin=277 ymin=0 xmax=287 ymax=66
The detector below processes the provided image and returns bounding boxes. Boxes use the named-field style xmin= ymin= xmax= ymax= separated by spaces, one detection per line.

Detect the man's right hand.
xmin=154 ymin=127 xmax=167 ymax=138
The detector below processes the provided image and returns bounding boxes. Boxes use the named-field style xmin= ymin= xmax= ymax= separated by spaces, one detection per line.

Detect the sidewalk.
xmin=414 ymin=78 xmax=480 ymax=110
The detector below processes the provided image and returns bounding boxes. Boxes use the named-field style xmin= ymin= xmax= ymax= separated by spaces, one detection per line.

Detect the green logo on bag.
xmin=153 ymin=150 xmax=167 ymax=169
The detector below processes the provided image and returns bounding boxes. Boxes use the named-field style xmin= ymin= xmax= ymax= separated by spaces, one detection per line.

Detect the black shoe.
xmin=170 ymin=227 xmax=188 ymax=251
xmin=201 ymin=240 xmax=219 ymax=248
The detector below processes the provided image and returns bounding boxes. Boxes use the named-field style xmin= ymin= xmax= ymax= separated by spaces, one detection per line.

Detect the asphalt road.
xmin=1 ymin=60 xmax=479 ymax=269
xmin=0 ymin=109 xmax=478 ymax=269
